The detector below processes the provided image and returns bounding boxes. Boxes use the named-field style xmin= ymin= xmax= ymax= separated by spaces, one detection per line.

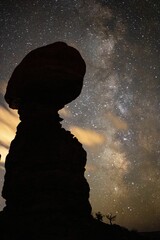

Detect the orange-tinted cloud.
xmin=85 ymin=163 xmax=97 ymax=173
xmin=0 ymin=80 xmax=7 ymax=95
xmin=0 ymin=107 xmax=19 ymax=162
xmin=106 ymin=112 xmax=128 ymax=130
xmin=59 ymin=107 xmax=72 ymax=118
xmin=70 ymin=126 xmax=105 ymax=147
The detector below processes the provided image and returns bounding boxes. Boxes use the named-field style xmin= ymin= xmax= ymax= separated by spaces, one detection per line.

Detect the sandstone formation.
xmin=1 ymin=42 xmax=92 ymax=239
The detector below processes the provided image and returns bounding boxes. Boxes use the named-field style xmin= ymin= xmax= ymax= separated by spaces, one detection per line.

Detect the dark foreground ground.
xmin=140 ymin=231 xmax=160 ymax=240
xmin=0 ymin=211 xmax=159 ymax=240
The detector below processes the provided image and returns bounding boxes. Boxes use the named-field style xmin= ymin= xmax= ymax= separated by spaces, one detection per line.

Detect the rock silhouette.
xmin=1 ymin=42 xmax=92 ymax=239
xmin=5 ymin=42 xmax=86 ymax=110
xmin=1 ymin=42 xmax=144 ymax=240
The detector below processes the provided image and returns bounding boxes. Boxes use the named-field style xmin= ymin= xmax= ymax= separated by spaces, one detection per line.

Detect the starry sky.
xmin=0 ymin=0 xmax=160 ymax=232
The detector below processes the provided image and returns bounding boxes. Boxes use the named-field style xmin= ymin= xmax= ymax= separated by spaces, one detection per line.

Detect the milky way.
xmin=0 ymin=0 xmax=160 ymax=231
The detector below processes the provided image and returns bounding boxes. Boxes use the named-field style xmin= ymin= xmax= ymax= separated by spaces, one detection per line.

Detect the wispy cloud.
xmin=70 ymin=126 xmax=105 ymax=147
xmin=106 ymin=112 xmax=128 ymax=130
xmin=0 ymin=106 xmax=19 ymax=162
xmin=59 ymin=106 xmax=72 ymax=118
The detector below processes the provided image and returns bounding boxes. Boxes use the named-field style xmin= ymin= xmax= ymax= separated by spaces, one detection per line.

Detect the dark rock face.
xmin=3 ymin=108 xmax=91 ymax=216
xmin=1 ymin=43 xmax=92 ymax=239
xmin=2 ymin=105 xmax=92 ymax=239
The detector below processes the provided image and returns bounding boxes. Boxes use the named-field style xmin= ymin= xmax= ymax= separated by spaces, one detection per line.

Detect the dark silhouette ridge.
xmin=0 ymin=42 xmax=145 ymax=240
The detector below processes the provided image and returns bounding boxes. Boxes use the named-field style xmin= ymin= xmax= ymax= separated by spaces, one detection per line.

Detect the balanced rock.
xmin=5 ymin=42 xmax=86 ymax=110
xmin=1 ymin=42 xmax=92 ymax=240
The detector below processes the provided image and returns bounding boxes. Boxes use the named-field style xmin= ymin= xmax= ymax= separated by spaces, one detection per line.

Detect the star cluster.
xmin=0 ymin=0 xmax=160 ymax=231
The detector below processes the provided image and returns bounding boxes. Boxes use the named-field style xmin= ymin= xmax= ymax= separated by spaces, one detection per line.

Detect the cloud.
xmin=106 ymin=112 xmax=128 ymax=130
xmin=85 ymin=163 xmax=97 ymax=173
xmin=0 ymin=80 xmax=7 ymax=95
xmin=70 ymin=126 xmax=105 ymax=147
xmin=59 ymin=106 xmax=72 ymax=118
xmin=0 ymin=106 xmax=19 ymax=162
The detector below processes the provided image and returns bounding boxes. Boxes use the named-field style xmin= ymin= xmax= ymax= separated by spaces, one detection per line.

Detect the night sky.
xmin=0 ymin=0 xmax=160 ymax=232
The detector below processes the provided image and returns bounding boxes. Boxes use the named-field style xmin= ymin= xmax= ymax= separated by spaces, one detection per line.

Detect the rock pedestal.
xmin=2 ymin=104 xmax=92 ymax=239
xmin=1 ymin=42 xmax=92 ymax=239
